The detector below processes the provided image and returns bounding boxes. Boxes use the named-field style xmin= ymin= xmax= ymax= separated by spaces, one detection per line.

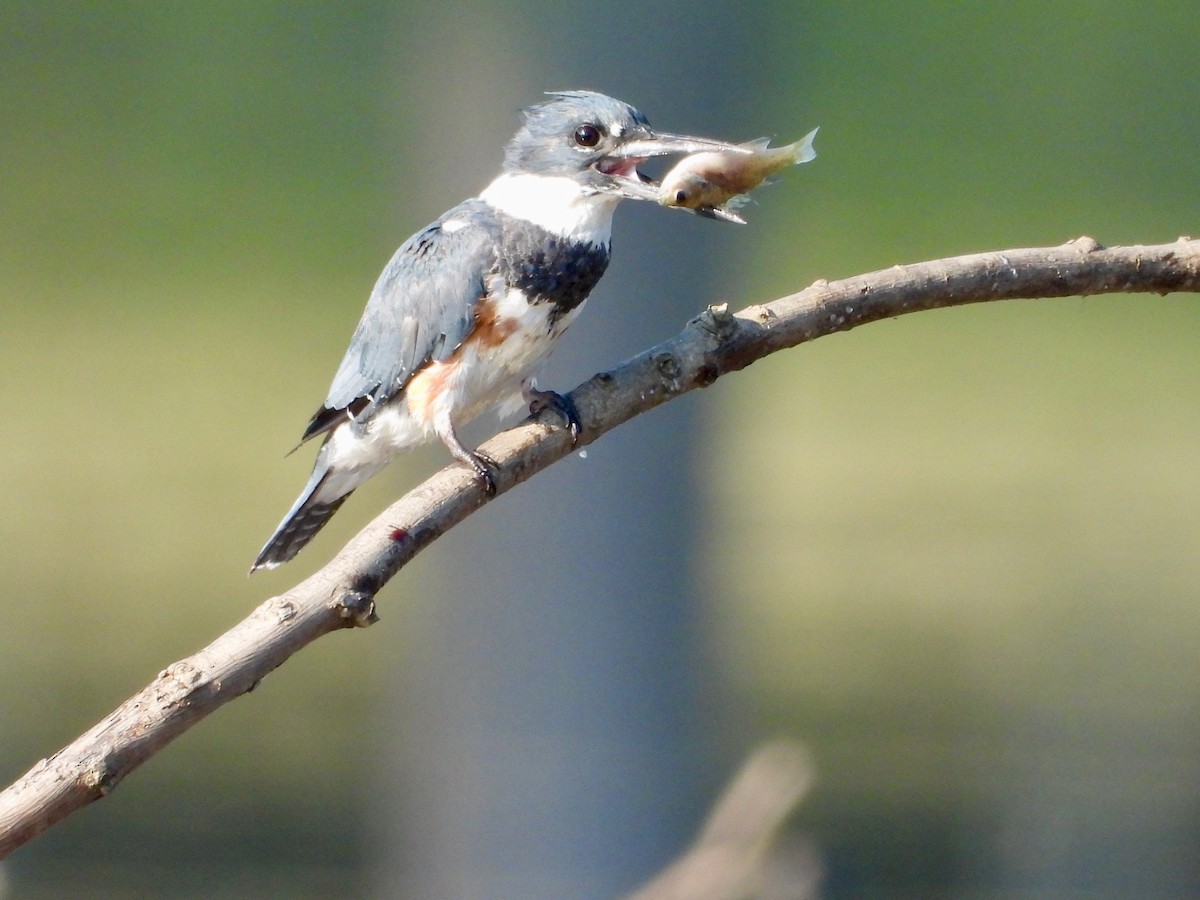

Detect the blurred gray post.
xmin=370 ymin=5 xmax=755 ymax=897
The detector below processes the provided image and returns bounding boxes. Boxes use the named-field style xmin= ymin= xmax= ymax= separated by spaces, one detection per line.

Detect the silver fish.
xmin=658 ymin=127 xmax=818 ymax=224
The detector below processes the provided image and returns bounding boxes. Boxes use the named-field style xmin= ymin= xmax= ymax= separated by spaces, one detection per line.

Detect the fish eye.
xmin=573 ymin=124 xmax=602 ymax=148
xmin=675 ymin=190 xmax=688 ymax=203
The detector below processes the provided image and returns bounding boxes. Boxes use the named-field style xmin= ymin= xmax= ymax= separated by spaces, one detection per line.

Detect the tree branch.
xmin=624 ymin=740 xmax=819 ymax=900
xmin=1 ymin=236 xmax=1197 ymax=857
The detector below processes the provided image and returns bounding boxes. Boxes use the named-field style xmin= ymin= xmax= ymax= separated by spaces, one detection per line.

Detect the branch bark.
xmin=1 ymin=236 xmax=1197 ymax=857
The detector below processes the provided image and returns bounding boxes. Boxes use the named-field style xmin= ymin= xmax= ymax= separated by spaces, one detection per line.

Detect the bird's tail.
xmin=250 ymin=452 xmax=381 ymax=573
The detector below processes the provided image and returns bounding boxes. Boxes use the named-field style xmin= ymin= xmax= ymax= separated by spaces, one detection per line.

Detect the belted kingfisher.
xmin=251 ymin=91 xmax=743 ymax=572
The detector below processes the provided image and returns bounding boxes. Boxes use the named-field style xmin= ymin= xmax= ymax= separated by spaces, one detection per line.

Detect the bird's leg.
xmin=523 ymin=379 xmax=582 ymax=444
xmin=435 ymin=419 xmax=498 ymax=496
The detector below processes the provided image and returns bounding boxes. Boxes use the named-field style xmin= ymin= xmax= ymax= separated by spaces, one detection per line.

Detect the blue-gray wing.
xmin=300 ymin=200 xmax=497 ymax=443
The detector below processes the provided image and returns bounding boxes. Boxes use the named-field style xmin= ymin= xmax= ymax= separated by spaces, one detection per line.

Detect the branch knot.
xmin=691 ymin=302 xmax=738 ymax=341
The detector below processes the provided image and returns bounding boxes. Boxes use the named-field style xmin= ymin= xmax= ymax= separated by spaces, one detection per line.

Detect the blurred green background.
xmin=2 ymin=2 xmax=1199 ymax=898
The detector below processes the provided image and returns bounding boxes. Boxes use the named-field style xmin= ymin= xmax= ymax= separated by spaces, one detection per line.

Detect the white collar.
xmin=479 ymin=172 xmax=618 ymax=245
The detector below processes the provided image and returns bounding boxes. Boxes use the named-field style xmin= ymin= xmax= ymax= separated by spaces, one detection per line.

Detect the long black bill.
xmin=611 ymin=130 xmax=751 ymax=160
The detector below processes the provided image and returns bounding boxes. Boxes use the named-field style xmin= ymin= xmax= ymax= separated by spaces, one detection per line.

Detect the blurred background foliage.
xmin=2 ymin=2 xmax=1199 ymax=898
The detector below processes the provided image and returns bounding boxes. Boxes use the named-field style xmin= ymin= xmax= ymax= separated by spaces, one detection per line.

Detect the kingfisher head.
xmin=501 ymin=90 xmax=745 ymax=202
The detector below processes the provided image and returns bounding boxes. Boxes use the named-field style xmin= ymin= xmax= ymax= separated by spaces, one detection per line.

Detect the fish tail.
xmin=788 ymin=126 xmax=819 ymax=165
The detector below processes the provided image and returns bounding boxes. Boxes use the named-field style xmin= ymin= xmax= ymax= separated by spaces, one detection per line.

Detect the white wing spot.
xmin=441 ymin=217 xmax=470 ymax=233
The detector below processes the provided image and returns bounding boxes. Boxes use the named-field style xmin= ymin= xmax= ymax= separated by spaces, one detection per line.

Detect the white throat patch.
xmin=479 ymin=172 xmax=619 ymax=245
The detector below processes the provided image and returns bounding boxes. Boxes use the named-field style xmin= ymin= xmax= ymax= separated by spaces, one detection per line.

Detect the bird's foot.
xmin=526 ymin=387 xmax=582 ymax=444
xmin=463 ymin=449 xmax=499 ymax=497
xmin=439 ymin=425 xmax=500 ymax=497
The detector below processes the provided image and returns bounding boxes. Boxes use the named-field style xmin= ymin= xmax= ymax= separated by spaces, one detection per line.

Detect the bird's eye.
xmin=573 ymin=124 xmax=602 ymax=148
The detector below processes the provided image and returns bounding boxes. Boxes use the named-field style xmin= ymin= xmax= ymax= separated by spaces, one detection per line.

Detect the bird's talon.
xmin=469 ymin=452 xmax=499 ymax=496
xmin=528 ymin=389 xmax=582 ymax=444
xmin=480 ymin=469 xmax=497 ymax=496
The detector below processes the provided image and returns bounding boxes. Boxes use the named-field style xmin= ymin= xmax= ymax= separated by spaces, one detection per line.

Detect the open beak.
xmin=595 ymin=129 xmax=750 ymax=201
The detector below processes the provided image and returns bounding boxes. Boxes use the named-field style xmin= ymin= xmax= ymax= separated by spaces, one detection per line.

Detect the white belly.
xmin=323 ymin=291 xmax=585 ymax=472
